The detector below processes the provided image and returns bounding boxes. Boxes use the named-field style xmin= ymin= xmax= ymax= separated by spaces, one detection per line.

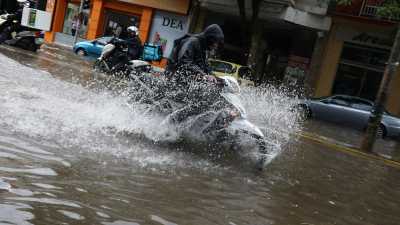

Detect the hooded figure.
xmin=166 ymin=24 xmax=224 ymax=75
xmin=162 ymin=24 xmax=225 ymax=125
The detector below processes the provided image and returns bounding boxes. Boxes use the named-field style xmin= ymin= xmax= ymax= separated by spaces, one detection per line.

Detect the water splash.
xmin=0 ymin=53 xmax=303 ymax=169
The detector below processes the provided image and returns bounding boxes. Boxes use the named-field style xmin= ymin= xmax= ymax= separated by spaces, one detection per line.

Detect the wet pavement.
xmin=0 ymin=44 xmax=400 ymax=225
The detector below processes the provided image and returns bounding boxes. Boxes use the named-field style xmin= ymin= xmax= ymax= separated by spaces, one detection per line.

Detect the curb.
xmin=298 ymin=131 xmax=400 ymax=169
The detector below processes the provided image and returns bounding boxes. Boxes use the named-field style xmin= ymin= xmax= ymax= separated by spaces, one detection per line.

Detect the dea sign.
xmin=148 ymin=10 xmax=189 ymax=58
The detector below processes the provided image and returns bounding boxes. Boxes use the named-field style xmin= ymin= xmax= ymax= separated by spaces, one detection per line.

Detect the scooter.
xmin=93 ymin=41 xmax=134 ymax=76
xmin=0 ymin=11 xmax=43 ymax=52
xmin=127 ymin=71 xmax=273 ymax=170
xmin=4 ymin=29 xmax=43 ymax=52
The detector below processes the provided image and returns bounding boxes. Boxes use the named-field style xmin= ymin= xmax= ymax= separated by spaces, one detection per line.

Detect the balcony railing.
xmin=330 ymin=0 xmax=399 ymax=22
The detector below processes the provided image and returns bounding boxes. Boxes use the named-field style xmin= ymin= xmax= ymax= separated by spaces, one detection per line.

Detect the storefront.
xmin=332 ymin=42 xmax=389 ymax=101
xmin=44 ymin=0 xmax=190 ymax=53
xmin=313 ymin=19 xmax=400 ymax=115
xmin=147 ymin=10 xmax=189 ymax=59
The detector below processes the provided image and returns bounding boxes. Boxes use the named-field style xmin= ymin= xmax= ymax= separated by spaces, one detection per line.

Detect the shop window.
xmin=62 ymin=2 xmax=89 ymax=38
xmin=333 ymin=42 xmax=388 ymax=101
xmin=103 ymin=10 xmax=140 ymax=39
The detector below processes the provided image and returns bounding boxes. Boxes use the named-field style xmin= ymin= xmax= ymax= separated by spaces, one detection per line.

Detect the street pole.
xmin=73 ymin=0 xmax=84 ymax=45
xmin=361 ymin=23 xmax=400 ymax=152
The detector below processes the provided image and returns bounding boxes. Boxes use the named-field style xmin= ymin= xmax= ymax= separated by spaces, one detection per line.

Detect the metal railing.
xmin=359 ymin=0 xmax=399 ymax=21
xmin=360 ymin=2 xmax=380 ymax=17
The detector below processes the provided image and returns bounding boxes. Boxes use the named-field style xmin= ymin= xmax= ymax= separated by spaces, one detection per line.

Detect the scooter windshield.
xmin=220 ymin=93 xmax=246 ymax=118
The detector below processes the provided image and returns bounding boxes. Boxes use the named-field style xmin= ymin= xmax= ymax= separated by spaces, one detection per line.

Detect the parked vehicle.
xmin=4 ymin=30 xmax=43 ymax=51
xmin=0 ymin=12 xmax=43 ymax=52
xmin=0 ymin=13 xmax=17 ymax=33
xmin=208 ymin=59 xmax=254 ymax=86
xmin=73 ymin=36 xmax=115 ymax=57
xmin=298 ymin=95 xmax=400 ymax=139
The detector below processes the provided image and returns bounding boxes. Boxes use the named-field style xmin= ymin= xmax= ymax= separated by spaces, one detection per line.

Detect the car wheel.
xmin=376 ymin=124 xmax=386 ymax=139
xmin=76 ymin=48 xmax=87 ymax=56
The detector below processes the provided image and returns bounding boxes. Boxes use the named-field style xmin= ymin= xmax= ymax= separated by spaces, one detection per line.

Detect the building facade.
xmin=44 ymin=0 xmax=191 ymax=66
xmin=311 ymin=0 xmax=400 ymax=115
xmin=193 ymin=0 xmax=332 ymax=85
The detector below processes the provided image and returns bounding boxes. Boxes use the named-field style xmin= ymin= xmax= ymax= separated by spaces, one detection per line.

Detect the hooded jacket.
xmin=166 ymin=24 xmax=224 ymax=74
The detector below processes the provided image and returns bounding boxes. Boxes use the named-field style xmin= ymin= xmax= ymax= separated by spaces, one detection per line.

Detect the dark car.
xmin=298 ymin=95 xmax=400 ymax=139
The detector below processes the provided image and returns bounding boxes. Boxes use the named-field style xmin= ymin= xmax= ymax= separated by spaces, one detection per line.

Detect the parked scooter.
xmin=0 ymin=13 xmax=17 ymax=33
xmin=0 ymin=11 xmax=43 ymax=52
xmin=4 ymin=29 xmax=43 ymax=52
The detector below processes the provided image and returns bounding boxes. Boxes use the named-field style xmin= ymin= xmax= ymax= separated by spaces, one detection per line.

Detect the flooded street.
xmin=1 ymin=45 xmax=400 ymax=225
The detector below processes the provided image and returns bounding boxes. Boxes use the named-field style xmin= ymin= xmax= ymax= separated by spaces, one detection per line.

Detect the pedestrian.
xmin=71 ymin=15 xmax=79 ymax=36
xmin=114 ymin=24 xmax=122 ymax=38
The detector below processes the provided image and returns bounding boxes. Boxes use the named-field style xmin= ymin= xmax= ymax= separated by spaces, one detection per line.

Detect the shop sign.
xmin=21 ymin=7 xmax=52 ymax=31
xmin=148 ymin=10 xmax=189 ymax=58
xmin=336 ymin=26 xmax=393 ymax=48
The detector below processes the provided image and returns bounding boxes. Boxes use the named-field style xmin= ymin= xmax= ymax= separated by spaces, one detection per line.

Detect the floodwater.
xmin=0 ymin=45 xmax=400 ymax=225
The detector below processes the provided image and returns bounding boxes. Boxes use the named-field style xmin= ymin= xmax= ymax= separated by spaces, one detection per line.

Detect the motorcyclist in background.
xmin=103 ymin=26 xmax=142 ymax=73
xmin=125 ymin=26 xmax=142 ymax=60
xmin=164 ymin=24 xmax=225 ymax=124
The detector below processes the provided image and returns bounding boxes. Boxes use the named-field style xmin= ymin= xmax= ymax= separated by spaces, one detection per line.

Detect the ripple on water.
xmin=102 ymin=221 xmax=140 ymax=225
xmin=6 ymin=197 xmax=81 ymax=208
xmin=0 ymin=203 xmax=34 ymax=225
xmin=0 ymin=167 xmax=57 ymax=176
xmin=57 ymin=210 xmax=85 ymax=220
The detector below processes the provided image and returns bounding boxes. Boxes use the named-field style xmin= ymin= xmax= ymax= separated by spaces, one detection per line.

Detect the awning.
xmin=117 ymin=0 xmax=190 ymax=15
xmin=281 ymin=6 xmax=332 ymax=31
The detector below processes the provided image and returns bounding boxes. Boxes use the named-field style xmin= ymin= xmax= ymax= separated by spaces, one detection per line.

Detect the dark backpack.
xmin=166 ymin=34 xmax=191 ymax=72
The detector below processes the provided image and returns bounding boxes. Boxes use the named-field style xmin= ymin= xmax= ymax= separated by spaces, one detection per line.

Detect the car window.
xmin=331 ymin=96 xmax=350 ymax=106
xmin=209 ymin=61 xmax=234 ymax=74
xmin=97 ymin=37 xmax=112 ymax=45
xmin=349 ymin=99 xmax=373 ymax=111
xmin=351 ymin=103 xmax=372 ymax=111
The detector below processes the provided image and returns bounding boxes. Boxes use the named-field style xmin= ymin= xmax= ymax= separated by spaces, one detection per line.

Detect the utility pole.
xmin=73 ymin=0 xmax=84 ymax=45
xmin=361 ymin=23 xmax=400 ymax=152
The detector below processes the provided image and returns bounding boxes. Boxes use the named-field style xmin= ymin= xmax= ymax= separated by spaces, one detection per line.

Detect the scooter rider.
xmin=166 ymin=24 xmax=224 ymax=79
xmin=165 ymin=24 xmax=225 ymax=124
xmin=125 ymin=26 xmax=142 ymax=60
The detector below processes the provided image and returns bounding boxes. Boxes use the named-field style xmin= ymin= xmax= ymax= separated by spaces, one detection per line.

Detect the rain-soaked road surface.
xmin=0 ymin=45 xmax=400 ymax=225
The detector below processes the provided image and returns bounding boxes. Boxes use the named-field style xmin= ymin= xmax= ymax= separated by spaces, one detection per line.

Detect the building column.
xmin=192 ymin=8 xmax=207 ymax=33
xmin=138 ymin=7 xmax=153 ymax=43
xmin=247 ymin=20 xmax=266 ymax=83
xmin=314 ymin=24 xmax=344 ymax=97
xmin=386 ymin=69 xmax=400 ymax=115
xmin=305 ymin=31 xmax=329 ymax=96
xmin=44 ymin=0 xmax=67 ymax=43
xmin=86 ymin=0 xmax=104 ymax=40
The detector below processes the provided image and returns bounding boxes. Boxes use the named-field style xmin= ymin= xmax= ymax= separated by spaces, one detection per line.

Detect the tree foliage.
xmin=334 ymin=0 xmax=400 ymax=18
xmin=378 ymin=0 xmax=400 ymax=19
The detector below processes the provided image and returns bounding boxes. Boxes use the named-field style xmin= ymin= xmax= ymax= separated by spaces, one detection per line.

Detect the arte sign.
xmin=352 ymin=32 xmax=392 ymax=47
xmin=148 ymin=10 xmax=189 ymax=58
xmin=336 ymin=26 xmax=393 ymax=48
